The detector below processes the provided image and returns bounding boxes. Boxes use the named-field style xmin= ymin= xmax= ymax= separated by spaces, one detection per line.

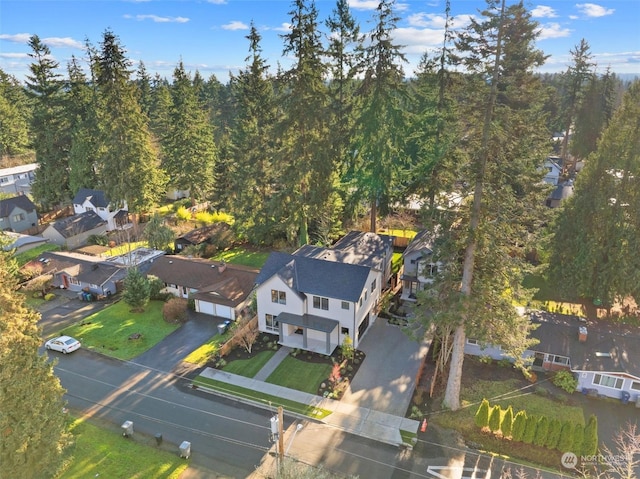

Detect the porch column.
xmin=325 ymin=332 xmax=331 ymax=355
xmin=278 ymin=321 xmax=283 ymax=343
xmin=303 ymin=328 xmax=308 ymax=349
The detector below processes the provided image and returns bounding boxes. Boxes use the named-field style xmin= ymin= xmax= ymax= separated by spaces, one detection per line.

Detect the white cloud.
xmin=394 ymin=27 xmax=448 ymax=54
xmin=569 ymin=15 xmax=579 ymax=20
xmin=272 ymin=23 xmax=292 ymax=32
xmin=536 ymin=22 xmax=572 ymax=40
xmin=531 ymin=5 xmax=558 ymax=18
xmin=0 ymin=33 xmax=32 ymax=44
xmin=207 ymin=0 xmax=227 ymax=4
xmin=407 ymin=13 xmax=474 ymax=30
xmin=126 ymin=14 xmax=189 ymax=23
xmin=348 ymin=0 xmax=379 ymax=11
xmin=575 ymin=3 xmax=615 ymax=17
xmin=0 ymin=52 xmax=30 ymax=59
xmin=42 ymin=37 xmax=84 ymax=49
xmin=222 ymin=21 xmax=249 ymax=31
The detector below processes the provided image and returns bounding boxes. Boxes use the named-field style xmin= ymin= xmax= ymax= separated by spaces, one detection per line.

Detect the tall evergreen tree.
xmin=501 ymin=405 xmax=513 ymax=438
xmin=228 ymin=24 xmax=281 ymax=244
xmin=534 ymin=416 xmax=549 ymax=447
xmin=276 ymin=0 xmax=331 ymax=245
xmin=474 ymin=398 xmax=490 ymax=429
xmin=582 ymin=414 xmax=598 ymax=456
xmin=25 ymin=35 xmax=71 ymax=209
xmin=511 ymin=410 xmax=527 ymax=442
xmin=549 ymin=81 xmax=640 ymax=305
xmin=352 ymin=0 xmax=407 ymax=232
xmin=0 ymin=247 xmax=69 ymax=477
xmin=162 ymin=61 xmax=217 ymax=203
xmin=557 ymin=420 xmax=574 ymax=452
xmin=420 ymin=0 xmax=547 ymax=410
xmin=92 ymin=30 xmax=165 ymax=213
xmin=0 ymin=70 xmax=31 ymax=161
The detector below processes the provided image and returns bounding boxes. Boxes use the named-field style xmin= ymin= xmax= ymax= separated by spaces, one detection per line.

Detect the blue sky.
xmin=1 ymin=0 xmax=639 ymax=84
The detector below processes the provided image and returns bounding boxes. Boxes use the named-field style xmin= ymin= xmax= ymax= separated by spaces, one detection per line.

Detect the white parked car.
xmin=45 ymin=336 xmax=81 ymax=354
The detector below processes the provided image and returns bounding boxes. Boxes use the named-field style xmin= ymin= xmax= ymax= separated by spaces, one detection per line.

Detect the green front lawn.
xmin=14 ymin=243 xmax=60 ymax=266
xmin=182 ymin=333 xmax=229 ymax=366
xmin=266 ymin=356 xmax=333 ymax=395
xmin=60 ymin=301 xmax=179 ymax=360
xmin=222 ymin=350 xmax=276 ymax=377
xmin=57 ymin=417 xmax=187 ymax=479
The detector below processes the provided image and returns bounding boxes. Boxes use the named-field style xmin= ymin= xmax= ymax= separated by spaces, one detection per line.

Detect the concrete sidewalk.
xmin=198 ymin=367 xmax=420 ymax=447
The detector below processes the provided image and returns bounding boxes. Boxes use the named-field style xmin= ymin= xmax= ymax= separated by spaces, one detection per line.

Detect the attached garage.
xmin=195 ymin=300 xmax=234 ymax=320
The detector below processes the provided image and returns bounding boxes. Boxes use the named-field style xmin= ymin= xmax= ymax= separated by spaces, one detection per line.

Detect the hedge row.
xmin=474 ymin=399 xmax=598 ymax=456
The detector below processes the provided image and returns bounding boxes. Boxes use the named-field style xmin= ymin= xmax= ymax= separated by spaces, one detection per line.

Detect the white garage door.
xmin=196 ymin=300 xmax=214 ymax=316
xmin=215 ymin=305 xmax=233 ymax=320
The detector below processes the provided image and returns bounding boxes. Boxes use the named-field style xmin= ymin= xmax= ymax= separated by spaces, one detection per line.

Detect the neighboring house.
xmin=41 ymin=210 xmax=107 ymax=249
xmin=542 ymin=156 xmax=562 ymax=185
xmin=400 ymin=229 xmax=440 ymax=302
xmin=1 ymin=231 xmax=49 ymax=254
xmin=166 ymin=187 xmax=190 ymax=201
xmin=464 ymin=311 xmax=640 ymax=402
xmin=73 ymin=188 xmax=129 ymax=231
xmin=147 ymin=255 xmax=257 ymax=320
xmin=0 ymin=195 xmax=39 ymax=233
xmin=546 ymin=180 xmax=574 ymax=208
xmin=254 ymin=252 xmax=379 ymax=355
xmin=0 ymin=163 xmax=38 ymax=195
xmin=30 ymin=251 xmax=126 ymax=296
xmin=174 ymin=223 xmax=231 ymax=252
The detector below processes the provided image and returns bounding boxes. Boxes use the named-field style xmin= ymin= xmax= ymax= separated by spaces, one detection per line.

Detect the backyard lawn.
xmin=210 ymin=247 xmax=269 ymax=269
xmin=266 ymin=356 xmax=333 ymax=395
xmin=60 ymin=300 xmax=179 ymax=360
xmin=57 ymin=417 xmax=187 ymax=479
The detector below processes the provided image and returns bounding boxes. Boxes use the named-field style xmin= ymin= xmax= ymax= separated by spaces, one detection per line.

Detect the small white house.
xmin=542 ymin=156 xmax=562 ymax=185
xmin=401 ymin=229 xmax=441 ymax=302
xmin=73 ymin=188 xmax=129 ymax=231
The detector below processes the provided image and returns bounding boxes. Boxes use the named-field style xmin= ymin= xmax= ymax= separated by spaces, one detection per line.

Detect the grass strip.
xmin=265 ymin=356 xmax=332 ymax=395
xmin=400 ymin=429 xmax=417 ymax=445
xmin=222 ymin=350 xmax=277 ymax=378
xmin=193 ymin=376 xmax=331 ymax=420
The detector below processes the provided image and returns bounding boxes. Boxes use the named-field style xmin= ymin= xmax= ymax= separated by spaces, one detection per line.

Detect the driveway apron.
xmin=340 ymin=316 xmax=431 ymax=417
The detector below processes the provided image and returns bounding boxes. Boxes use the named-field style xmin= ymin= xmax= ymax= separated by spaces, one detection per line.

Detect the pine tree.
xmin=546 ymin=418 xmax=562 ymax=450
xmin=522 ymin=414 xmax=537 ymax=444
xmin=511 ymin=410 xmax=527 ymax=442
xmin=352 ymin=0 xmax=407 ymax=232
xmin=143 ymin=213 xmax=175 ymax=251
xmin=500 ymin=405 xmax=513 ymax=438
xmin=123 ymin=267 xmax=151 ymax=312
xmin=163 ymin=61 xmax=217 ymax=203
xmin=557 ymin=420 xmax=574 ymax=453
xmin=0 ymin=248 xmax=70 ymax=477
xmin=92 ymin=30 xmax=166 ymax=213
xmin=474 ymin=399 xmax=490 ymax=429
xmin=534 ymin=416 xmax=549 ymax=447
xmin=25 ymin=34 xmax=71 ymax=209
xmin=582 ymin=415 xmax=598 ymax=456
xmin=488 ymin=405 xmax=501 ymax=433
xmin=0 ymin=69 xmax=30 ymax=161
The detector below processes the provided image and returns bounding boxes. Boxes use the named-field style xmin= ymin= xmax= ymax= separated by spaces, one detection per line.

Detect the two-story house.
xmin=255 ymin=252 xmax=379 ymax=355
xmin=73 ymin=188 xmax=129 ymax=231
xmin=0 ymin=195 xmax=39 ymax=233
xmin=0 ymin=163 xmax=38 ymax=195
xmin=401 ymin=229 xmax=440 ymax=301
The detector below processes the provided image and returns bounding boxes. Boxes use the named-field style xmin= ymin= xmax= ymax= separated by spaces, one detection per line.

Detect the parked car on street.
xmin=45 ymin=336 xmax=81 ymax=354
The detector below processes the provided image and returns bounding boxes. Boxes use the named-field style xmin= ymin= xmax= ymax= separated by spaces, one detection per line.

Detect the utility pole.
xmin=277 ymin=406 xmax=284 ymax=466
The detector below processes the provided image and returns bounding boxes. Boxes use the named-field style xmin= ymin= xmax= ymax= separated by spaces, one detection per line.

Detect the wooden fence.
xmin=218 ymin=315 xmax=259 ymax=357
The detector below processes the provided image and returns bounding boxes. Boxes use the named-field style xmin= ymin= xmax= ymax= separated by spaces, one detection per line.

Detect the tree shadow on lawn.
xmin=207 ymin=333 xmax=366 ymax=399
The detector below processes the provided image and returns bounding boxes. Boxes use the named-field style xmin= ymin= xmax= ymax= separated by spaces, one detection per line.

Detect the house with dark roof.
xmin=0 ymin=195 xmax=38 ymax=233
xmin=400 ymin=229 xmax=441 ymax=302
xmin=254 ymin=251 xmax=379 ymax=355
xmin=147 ymin=255 xmax=258 ymax=320
xmin=546 ymin=180 xmax=574 ymax=208
xmin=2 ymin=231 xmax=49 ymax=254
xmin=73 ymin=188 xmax=129 ymax=231
xmin=464 ymin=311 xmax=640 ymax=402
xmin=174 ymin=223 xmax=231 ymax=252
xmin=31 ymin=251 xmax=126 ymax=296
xmin=0 ymin=163 xmax=38 ymax=195
xmin=41 ymin=210 xmax=107 ymax=249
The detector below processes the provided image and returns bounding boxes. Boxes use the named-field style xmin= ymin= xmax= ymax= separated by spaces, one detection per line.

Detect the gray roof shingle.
xmin=0 ymin=195 xmax=37 ymax=217
xmin=73 ymin=188 xmax=110 ymax=208
xmin=50 ymin=211 xmax=107 ymax=238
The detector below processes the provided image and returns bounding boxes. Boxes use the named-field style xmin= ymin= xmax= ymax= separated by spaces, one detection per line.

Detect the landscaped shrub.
xmin=582 ymin=415 xmax=598 ymax=456
xmin=552 ymin=370 xmax=578 ymax=393
xmin=511 ymin=411 xmax=527 ymax=442
xmin=88 ymin=234 xmax=109 ymax=246
xmin=175 ymin=206 xmax=192 ymax=223
xmin=148 ymin=275 xmax=171 ymax=301
xmin=475 ymin=399 xmax=490 ymax=429
xmin=501 ymin=405 xmax=513 ymax=438
xmin=572 ymin=423 xmax=584 ymax=455
xmin=44 ymin=293 xmax=56 ymax=301
xmin=545 ymin=419 xmax=562 ymax=450
xmin=522 ymin=414 xmax=537 ymax=444
xmin=162 ymin=297 xmax=188 ymax=323
xmin=488 ymin=405 xmax=501 ymax=433
xmin=557 ymin=420 xmax=574 ymax=452
xmin=534 ymin=416 xmax=549 ymax=447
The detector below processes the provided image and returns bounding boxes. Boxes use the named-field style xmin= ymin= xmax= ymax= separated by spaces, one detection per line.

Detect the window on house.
xmin=341 ymin=327 xmax=349 ymax=335
xmin=341 ymin=301 xmax=349 ymax=310
xmin=271 ymin=289 xmax=286 ymax=304
xmin=0 ymin=177 xmax=8 ymax=183
xmin=85 ymin=206 xmax=94 ymax=212
xmin=427 ymin=264 xmax=438 ymax=276
xmin=631 ymin=381 xmax=640 ymax=391
xmin=313 ymin=296 xmax=329 ymax=310
xmin=410 ymin=259 xmax=416 ymax=264
xmin=364 ymin=291 xmax=367 ymax=301
xmin=69 ymin=277 xmax=80 ymax=285
xmin=593 ymin=374 xmax=623 ymax=389
xmin=12 ymin=213 xmax=25 ymax=222
xmin=371 ymin=278 xmax=376 ymax=293
xmin=467 ymin=338 xmax=479 ymax=345
xmin=551 ymin=355 xmax=569 ymax=365
xmin=265 ymin=314 xmax=279 ymax=332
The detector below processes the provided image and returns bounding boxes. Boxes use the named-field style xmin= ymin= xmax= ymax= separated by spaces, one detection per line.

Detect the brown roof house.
xmin=147 ymin=255 xmax=257 ymax=320
xmin=174 ymin=223 xmax=232 ymax=252
xmin=41 ymin=210 xmax=107 ymax=249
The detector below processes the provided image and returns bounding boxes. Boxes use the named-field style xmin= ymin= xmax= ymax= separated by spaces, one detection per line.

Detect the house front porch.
xmin=276 ymin=312 xmax=340 ymax=355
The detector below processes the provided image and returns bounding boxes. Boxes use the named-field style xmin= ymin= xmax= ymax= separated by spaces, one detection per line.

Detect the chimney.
xmin=578 ymin=326 xmax=588 ymax=343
